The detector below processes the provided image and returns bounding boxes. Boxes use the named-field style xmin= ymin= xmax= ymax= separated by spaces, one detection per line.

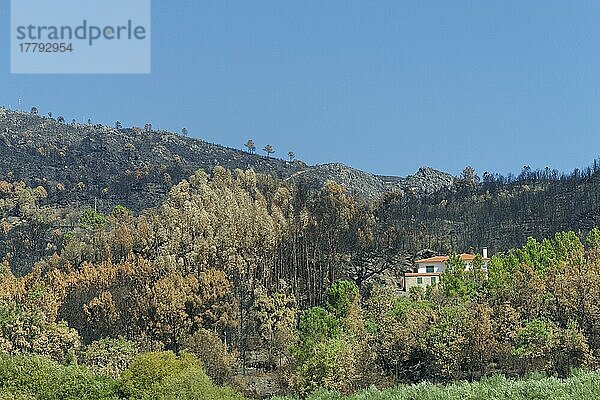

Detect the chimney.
xmin=482 ymin=247 xmax=488 ymax=259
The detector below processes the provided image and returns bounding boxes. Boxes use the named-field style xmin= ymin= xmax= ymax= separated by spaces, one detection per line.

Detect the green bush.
xmin=326 ymin=280 xmax=359 ymax=319
xmin=79 ymin=210 xmax=107 ymax=230
xmin=152 ymin=367 xmax=243 ymax=400
xmin=0 ymin=354 xmax=118 ymax=400
xmin=119 ymin=351 xmax=243 ymax=400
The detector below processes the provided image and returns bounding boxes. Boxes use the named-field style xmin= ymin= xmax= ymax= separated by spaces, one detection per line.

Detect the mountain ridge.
xmin=0 ymin=107 xmax=455 ymax=211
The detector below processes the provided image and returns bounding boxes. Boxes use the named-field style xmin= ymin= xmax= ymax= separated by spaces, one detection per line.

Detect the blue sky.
xmin=1 ymin=1 xmax=600 ymax=177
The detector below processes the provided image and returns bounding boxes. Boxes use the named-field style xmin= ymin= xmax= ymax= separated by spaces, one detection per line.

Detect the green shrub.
xmin=326 ymin=280 xmax=359 ymax=319
xmin=152 ymin=366 xmax=243 ymax=400
xmin=79 ymin=210 xmax=107 ymax=230
xmin=119 ymin=351 xmax=243 ymax=400
xmin=0 ymin=354 xmax=118 ymax=400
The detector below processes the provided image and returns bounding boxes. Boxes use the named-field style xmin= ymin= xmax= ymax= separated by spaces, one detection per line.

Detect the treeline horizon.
xmin=4 ymin=105 xmax=600 ymax=184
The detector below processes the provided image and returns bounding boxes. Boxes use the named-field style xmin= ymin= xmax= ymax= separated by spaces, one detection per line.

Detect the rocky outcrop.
xmin=379 ymin=167 xmax=456 ymax=195
xmin=286 ymin=163 xmax=389 ymax=201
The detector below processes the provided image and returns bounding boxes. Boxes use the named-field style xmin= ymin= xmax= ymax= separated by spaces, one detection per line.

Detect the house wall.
xmin=405 ymin=274 xmax=440 ymax=291
xmin=416 ymin=262 xmax=446 ymax=273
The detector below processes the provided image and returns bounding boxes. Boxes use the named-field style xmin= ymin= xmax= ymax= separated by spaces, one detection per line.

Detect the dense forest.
xmin=2 ymin=164 xmax=600 ymax=398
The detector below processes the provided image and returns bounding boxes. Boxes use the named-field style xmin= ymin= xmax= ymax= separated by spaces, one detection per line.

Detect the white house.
xmin=404 ymin=249 xmax=489 ymax=290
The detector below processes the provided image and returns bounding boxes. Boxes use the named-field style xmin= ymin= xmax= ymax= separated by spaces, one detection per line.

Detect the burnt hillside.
xmin=3 ymin=106 xmax=598 ymax=256
xmin=0 ymin=107 xmax=454 ymax=212
xmin=377 ymin=169 xmax=600 ymax=254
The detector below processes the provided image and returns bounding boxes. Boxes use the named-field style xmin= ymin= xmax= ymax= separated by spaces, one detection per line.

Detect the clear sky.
xmin=1 ymin=1 xmax=600 ymax=177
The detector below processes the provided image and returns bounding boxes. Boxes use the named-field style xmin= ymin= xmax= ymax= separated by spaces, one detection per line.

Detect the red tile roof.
xmin=415 ymin=253 xmax=489 ymax=263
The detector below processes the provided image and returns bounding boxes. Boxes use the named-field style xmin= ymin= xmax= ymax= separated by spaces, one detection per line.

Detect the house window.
xmin=426 ymin=265 xmax=435 ymax=273
xmin=431 ymin=276 xmax=436 ymax=285
xmin=417 ymin=277 xmax=423 ymax=284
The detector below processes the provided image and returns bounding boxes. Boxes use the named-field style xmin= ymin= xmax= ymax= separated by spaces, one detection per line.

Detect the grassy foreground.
xmin=2 ymin=352 xmax=600 ymax=400
xmin=276 ymin=370 xmax=600 ymax=400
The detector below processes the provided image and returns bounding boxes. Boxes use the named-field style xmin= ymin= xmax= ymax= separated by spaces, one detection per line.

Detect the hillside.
xmin=3 ymin=108 xmax=600 ymax=400
xmin=377 ymin=170 xmax=600 ymax=253
xmin=0 ymin=107 xmax=454 ymax=212
xmin=0 ymin=108 xmax=600 ymax=253
xmin=2 ymin=106 xmax=600 ymax=256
